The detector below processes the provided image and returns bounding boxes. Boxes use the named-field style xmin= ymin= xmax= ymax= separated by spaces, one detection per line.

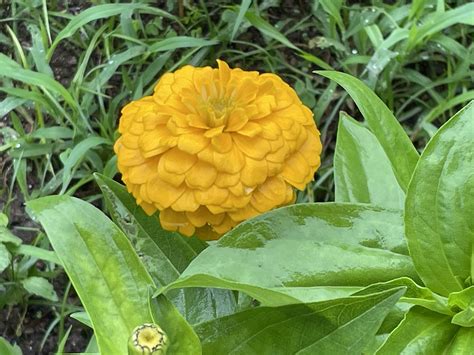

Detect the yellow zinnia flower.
xmin=114 ymin=60 xmax=321 ymax=240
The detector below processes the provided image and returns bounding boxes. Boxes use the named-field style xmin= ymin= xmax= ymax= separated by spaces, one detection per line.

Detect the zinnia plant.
xmin=27 ymin=71 xmax=473 ymax=354
xmin=114 ymin=60 xmax=321 ymax=239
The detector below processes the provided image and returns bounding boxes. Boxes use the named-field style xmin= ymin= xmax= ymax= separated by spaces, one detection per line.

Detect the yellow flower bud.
xmin=115 ymin=60 xmax=322 ymax=239
xmin=128 ymin=323 xmax=168 ymax=355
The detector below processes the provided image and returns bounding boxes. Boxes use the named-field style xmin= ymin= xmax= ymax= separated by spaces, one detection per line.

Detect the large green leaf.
xmin=317 ymin=71 xmax=419 ymax=191
xmin=195 ymin=287 xmax=405 ymax=355
xmin=405 ymin=102 xmax=474 ymax=296
xmin=162 ymin=203 xmax=418 ymax=306
xmin=445 ymin=328 xmax=474 ymax=354
xmin=377 ymin=307 xmax=459 ymax=354
xmin=95 ymin=174 xmax=238 ymax=324
xmin=334 ymin=112 xmax=405 ymax=209
xmin=27 ymin=196 xmax=199 ymax=355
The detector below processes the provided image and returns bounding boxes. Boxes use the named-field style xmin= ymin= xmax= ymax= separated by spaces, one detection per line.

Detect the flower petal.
xmin=185 ymin=160 xmax=217 ymax=189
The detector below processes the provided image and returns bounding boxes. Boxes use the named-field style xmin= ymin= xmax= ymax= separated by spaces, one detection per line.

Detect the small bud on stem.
xmin=128 ymin=323 xmax=169 ymax=355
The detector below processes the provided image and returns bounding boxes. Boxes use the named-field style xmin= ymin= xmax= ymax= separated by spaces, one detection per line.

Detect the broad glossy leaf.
xmin=405 ymin=102 xmax=474 ymax=296
xmin=448 ymin=286 xmax=474 ymax=327
xmin=334 ymin=113 xmax=404 ymax=209
xmin=445 ymin=328 xmax=474 ymax=354
xmin=317 ymin=71 xmax=419 ymax=191
xmin=377 ymin=307 xmax=459 ymax=354
xmin=196 ymin=287 xmax=405 ymax=355
xmin=163 ymin=203 xmax=418 ymax=306
xmin=355 ymin=277 xmax=451 ymax=316
xmin=95 ymin=174 xmax=238 ymax=324
xmin=27 ymin=196 xmax=154 ymax=354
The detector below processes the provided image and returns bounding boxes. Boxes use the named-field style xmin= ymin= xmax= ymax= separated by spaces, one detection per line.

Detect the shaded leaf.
xmin=196 ymin=288 xmax=405 ymax=355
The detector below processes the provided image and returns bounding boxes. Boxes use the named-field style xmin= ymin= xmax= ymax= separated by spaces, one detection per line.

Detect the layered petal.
xmin=114 ymin=60 xmax=322 ymax=240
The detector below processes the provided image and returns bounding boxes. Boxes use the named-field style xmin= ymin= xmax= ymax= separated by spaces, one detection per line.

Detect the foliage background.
xmin=0 ymin=0 xmax=472 ymax=353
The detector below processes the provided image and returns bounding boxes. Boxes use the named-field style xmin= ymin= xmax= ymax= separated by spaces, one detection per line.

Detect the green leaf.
xmin=405 ymin=102 xmax=474 ymax=296
xmin=0 ymin=244 xmax=11 ymax=273
xmin=148 ymin=37 xmax=219 ymax=53
xmin=334 ymin=112 xmax=405 ymax=209
xmin=94 ymin=174 xmax=238 ymax=324
xmin=319 ymin=0 xmax=344 ymax=30
xmin=448 ymin=286 xmax=474 ymax=327
xmin=0 ymin=213 xmax=7 ymax=226
xmin=195 ymin=287 xmax=405 ymax=354
xmin=317 ymin=71 xmax=419 ymax=191
xmin=0 ymin=56 xmax=77 ymax=111
xmin=231 ymin=0 xmax=252 ymax=41
xmin=70 ymin=311 xmax=92 ymax=328
xmin=149 ymin=293 xmax=202 ymax=354
xmin=355 ymin=277 xmax=451 ymax=316
xmin=60 ymin=137 xmax=109 ymax=193
xmin=26 ymin=196 xmax=155 ymax=354
xmin=0 ymin=226 xmax=22 ymax=246
xmin=15 ymin=245 xmax=60 ymax=265
xmin=445 ymin=328 xmax=474 ymax=354
xmin=21 ymin=276 xmax=58 ymax=302
xmin=0 ymin=337 xmax=22 ymax=355
xmin=245 ymin=11 xmax=298 ymax=51
xmin=49 ymin=4 xmax=175 ymax=57
xmin=377 ymin=307 xmax=459 ymax=354
xmin=162 ymin=203 xmax=418 ymax=306
xmin=86 ymin=46 xmax=146 ymax=89
xmin=28 ymin=24 xmax=54 ymax=77
xmin=30 ymin=127 xmax=74 ymax=140
xmin=409 ymin=3 xmax=474 ymax=49
xmin=0 ymin=97 xmax=27 ymax=117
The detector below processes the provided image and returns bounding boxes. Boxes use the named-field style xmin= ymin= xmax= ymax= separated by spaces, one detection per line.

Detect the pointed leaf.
xmin=196 ymin=288 xmax=405 ymax=354
xmin=317 ymin=71 xmax=419 ymax=191
xmin=27 ymin=196 xmax=154 ymax=354
xmin=377 ymin=307 xmax=459 ymax=354
xmin=335 ymin=112 xmax=405 ymax=209
xmin=405 ymin=102 xmax=474 ymax=296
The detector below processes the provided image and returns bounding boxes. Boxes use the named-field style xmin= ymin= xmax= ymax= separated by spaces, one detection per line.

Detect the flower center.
xmin=205 ymin=97 xmax=234 ymax=127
